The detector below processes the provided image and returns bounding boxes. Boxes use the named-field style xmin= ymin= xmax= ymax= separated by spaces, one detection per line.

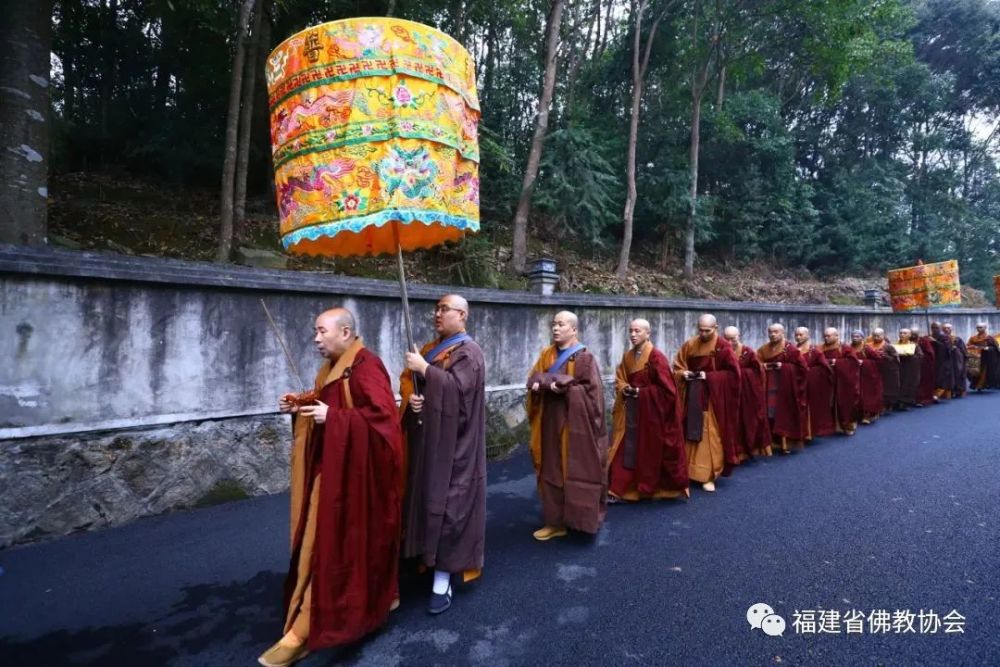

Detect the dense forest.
xmin=2 ymin=0 xmax=999 ymax=295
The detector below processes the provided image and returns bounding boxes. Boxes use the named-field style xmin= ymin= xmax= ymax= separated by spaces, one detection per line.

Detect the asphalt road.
xmin=2 ymin=391 xmax=999 ymax=666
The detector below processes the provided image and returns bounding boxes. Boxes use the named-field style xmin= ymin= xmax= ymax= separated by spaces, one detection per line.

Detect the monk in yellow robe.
xmin=672 ymin=314 xmax=741 ymax=492
xmin=527 ymin=311 xmax=609 ymax=540
xmin=967 ymin=322 xmax=1000 ymax=391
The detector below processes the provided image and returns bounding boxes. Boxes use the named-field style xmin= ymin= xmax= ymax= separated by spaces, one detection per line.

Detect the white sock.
xmin=432 ymin=570 xmax=451 ymax=595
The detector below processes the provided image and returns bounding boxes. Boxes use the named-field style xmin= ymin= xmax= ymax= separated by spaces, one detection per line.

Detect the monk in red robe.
xmin=867 ymin=328 xmax=900 ymax=412
xmin=527 ymin=311 xmax=609 ymax=540
xmin=608 ymin=319 xmax=688 ymax=502
xmin=821 ymin=327 xmax=860 ymax=436
xmin=756 ymin=323 xmax=808 ymax=452
xmin=260 ymin=308 xmax=402 ymax=667
xmin=912 ymin=327 xmax=938 ymax=406
xmin=930 ymin=321 xmax=954 ymax=399
xmin=722 ymin=325 xmax=771 ymax=459
xmin=894 ymin=328 xmax=921 ymax=410
xmin=942 ymin=323 xmax=968 ymax=398
xmin=795 ymin=327 xmax=836 ymax=438
xmin=673 ymin=314 xmax=741 ymax=492
xmin=967 ymin=323 xmax=1000 ymax=391
xmin=401 ymin=294 xmax=486 ymax=614
xmin=850 ymin=330 xmax=884 ymax=424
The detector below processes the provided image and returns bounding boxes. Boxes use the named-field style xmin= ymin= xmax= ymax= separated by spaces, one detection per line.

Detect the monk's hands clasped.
xmin=279 ymin=394 xmax=299 ymax=414
xmin=409 ymin=393 xmax=425 ymax=414
xmin=404 ymin=344 xmax=430 ymax=376
xmin=299 ymin=400 xmax=329 ymax=424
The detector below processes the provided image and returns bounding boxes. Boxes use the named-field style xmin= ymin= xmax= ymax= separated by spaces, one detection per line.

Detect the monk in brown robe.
xmin=756 ymin=323 xmax=808 ymax=452
xmin=260 ymin=308 xmax=403 ymax=667
xmin=850 ymin=330 xmax=884 ymax=424
xmin=821 ymin=327 xmax=861 ymax=436
xmin=401 ymin=294 xmax=486 ymax=614
xmin=527 ymin=311 xmax=609 ymax=540
xmin=723 ymin=326 xmax=771 ymax=459
xmin=967 ymin=323 xmax=1000 ymax=391
xmin=913 ymin=327 xmax=938 ymax=406
xmin=795 ymin=327 xmax=836 ymax=438
xmin=608 ymin=319 xmax=688 ymax=502
xmin=930 ymin=321 xmax=954 ymax=399
xmin=942 ymin=323 xmax=968 ymax=398
xmin=867 ymin=328 xmax=900 ymax=412
xmin=673 ymin=314 xmax=741 ymax=492
xmin=895 ymin=328 xmax=922 ymax=409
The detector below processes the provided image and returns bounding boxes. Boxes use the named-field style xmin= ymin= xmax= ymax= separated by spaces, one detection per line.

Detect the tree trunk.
xmin=63 ymin=0 xmax=77 ymax=121
xmin=216 ymin=0 xmax=257 ymax=263
xmin=0 ymin=0 xmax=53 ymax=245
xmin=234 ymin=0 xmax=266 ymax=245
xmin=616 ymin=0 xmax=665 ymax=280
xmin=716 ymin=64 xmax=726 ymax=109
xmin=386 ymin=0 xmax=398 ymax=17
xmin=682 ymin=89 xmax=704 ymax=279
xmin=509 ymin=0 xmax=565 ymax=274
xmin=451 ymin=0 xmax=467 ymax=44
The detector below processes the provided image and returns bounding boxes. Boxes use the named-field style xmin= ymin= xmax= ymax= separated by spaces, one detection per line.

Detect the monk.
xmin=867 ymin=328 xmax=899 ymax=413
xmin=527 ymin=311 xmax=609 ymax=539
xmin=723 ymin=326 xmax=771 ymax=459
xmin=942 ymin=323 xmax=968 ymax=398
xmin=673 ymin=314 xmax=741 ymax=492
xmin=260 ymin=308 xmax=403 ymax=667
xmin=967 ymin=323 xmax=1000 ymax=391
xmin=608 ymin=319 xmax=688 ymax=502
xmin=821 ymin=327 xmax=861 ymax=436
xmin=795 ymin=326 xmax=836 ymax=438
xmin=895 ymin=328 xmax=922 ymax=410
xmin=913 ymin=327 xmax=938 ymax=406
xmin=930 ymin=321 xmax=954 ymax=399
xmin=850 ymin=330 xmax=884 ymax=424
xmin=401 ymin=294 xmax=487 ymax=614
xmin=756 ymin=323 xmax=808 ymax=452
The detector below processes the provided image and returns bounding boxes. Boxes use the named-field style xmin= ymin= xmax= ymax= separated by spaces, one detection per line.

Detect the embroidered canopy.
xmin=266 ymin=17 xmax=480 ymax=257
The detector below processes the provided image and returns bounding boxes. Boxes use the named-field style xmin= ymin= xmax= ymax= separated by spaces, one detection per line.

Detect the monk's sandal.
xmin=428 ymin=585 xmax=452 ymax=615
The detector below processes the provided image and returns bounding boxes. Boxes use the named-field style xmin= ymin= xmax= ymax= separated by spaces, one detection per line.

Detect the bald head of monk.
xmin=931 ymin=321 xmax=942 ymax=334
xmin=314 ymin=307 xmax=357 ymax=359
xmin=898 ymin=327 xmax=911 ymax=343
xmin=552 ymin=311 xmax=579 ymax=349
xmin=628 ymin=318 xmax=651 ymax=349
xmin=942 ymin=322 xmax=954 ymax=335
xmin=767 ymin=323 xmax=786 ymax=345
xmin=697 ymin=314 xmax=718 ymax=343
xmin=872 ymin=328 xmax=886 ymax=343
xmin=794 ymin=327 xmax=810 ymax=346
xmin=722 ymin=325 xmax=740 ymax=347
xmin=434 ymin=294 xmax=469 ymax=337
xmin=976 ymin=322 xmax=989 ymax=335
xmin=823 ymin=327 xmax=840 ymax=346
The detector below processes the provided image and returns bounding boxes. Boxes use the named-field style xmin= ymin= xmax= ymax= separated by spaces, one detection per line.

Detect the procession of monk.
xmin=258 ymin=301 xmax=1000 ymax=667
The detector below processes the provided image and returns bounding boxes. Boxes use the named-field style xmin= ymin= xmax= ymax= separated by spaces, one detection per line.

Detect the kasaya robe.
xmin=821 ymin=343 xmax=861 ymax=433
xmin=931 ymin=331 xmax=954 ymax=398
xmin=284 ymin=338 xmax=403 ymax=651
xmin=672 ymin=334 xmax=742 ymax=482
xmin=868 ymin=340 xmax=900 ymax=411
xmin=608 ymin=342 xmax=688 ymax=501
xmin=967 ymin=333 xmax=1000 ymax=390
xmin=916 ymin=336 xmax=938 ymax=405
xmin=895 ymin=339 xmax=922 ymax=407
xmin=799 ymin=343 xmax=836 ymax=437
xmin=756 ymin=341 xmax=808 ymax=450
xmin=734 ymin=344 xmax=771 ymax=458
xmin=852 ymin=342 xmax=885 ymax=422
xmin=950 ymin=336 xmax=968 ymax=398
xmin=399 ymin=336 xmax=486 ymax=580
xmin=527 ymin=346 xmax=609 ymax=534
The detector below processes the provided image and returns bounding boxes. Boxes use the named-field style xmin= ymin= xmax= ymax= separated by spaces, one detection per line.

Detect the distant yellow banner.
xmin=887 ymin=260 xmax=961 ymax=312
xmin=993 ymin=274 xmax=1000 ymax=307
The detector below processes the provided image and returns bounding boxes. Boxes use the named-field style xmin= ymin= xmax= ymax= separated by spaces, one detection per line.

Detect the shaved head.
xmin=723 ymin=326 xmax=740 ymax=338
xmin=555 ymin=310 xmax=578 ymax=329
xmin=696 ymin=314 xmax=718 ymax=342
xmin=552 ymin=311 xmax=579 ymax=347
xmin=434 ymin=293 xmax=469 ymax=336
xmin=317 ymin=307 xmax=355 ymax=332
xmin=314 ymin=307 xmax=357 ymax=358
xmin=628 ymin=318 xmax=651 ymax=349
xmin=697 ymin=314 xmax=717 ymax=328
xmin=793 ymin=327 xmax=810 ymax=346
xmin=630 ymin=318 xmax=651 ymax=333
xmin=440 ymin=294 xmax=469 ymax=313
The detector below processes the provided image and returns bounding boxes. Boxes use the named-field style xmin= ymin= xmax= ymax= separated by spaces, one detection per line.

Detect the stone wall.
xmin=2 ymin=244 xmax=998 ymax=547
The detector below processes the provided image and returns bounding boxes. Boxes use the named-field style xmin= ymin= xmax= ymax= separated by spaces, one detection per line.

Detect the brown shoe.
xmin=532 ymin=525 xmax=568 ymax=541
xmin=258 ymin=640 xmax=310 ymax=667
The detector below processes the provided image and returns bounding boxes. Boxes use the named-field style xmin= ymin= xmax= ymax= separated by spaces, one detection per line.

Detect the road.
xmin=2 ymin=391 xmax=999 ymax=666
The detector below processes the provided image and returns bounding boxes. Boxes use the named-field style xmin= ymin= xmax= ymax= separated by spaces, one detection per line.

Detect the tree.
xmin=0 ymin=0 xmax=53 ymax=245
xmin=509 ymin=0 xmax=565 ymax=274
xmin=616 ymin=0 xmax=674 ymax=279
